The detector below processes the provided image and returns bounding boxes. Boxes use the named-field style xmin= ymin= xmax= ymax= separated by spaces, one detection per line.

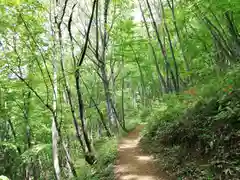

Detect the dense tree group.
xmin=0 ymin=0 xmax=239 ymax=179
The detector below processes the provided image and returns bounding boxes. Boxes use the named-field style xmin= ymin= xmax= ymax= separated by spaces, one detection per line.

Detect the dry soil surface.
xmin=114 ymin=125 xmax=169 ymax=180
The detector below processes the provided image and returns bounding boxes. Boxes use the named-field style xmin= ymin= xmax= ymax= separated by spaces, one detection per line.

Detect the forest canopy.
xmin=0 ymin=0 xmax=239 ymax=179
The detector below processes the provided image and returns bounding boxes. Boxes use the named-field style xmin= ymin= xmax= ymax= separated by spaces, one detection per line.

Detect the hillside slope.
xmin=140 ymin=68 xmax=240 ymax=179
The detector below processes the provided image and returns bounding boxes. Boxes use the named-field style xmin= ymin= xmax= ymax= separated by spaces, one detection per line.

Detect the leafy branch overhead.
xmin=0 ymin=0 xmax=239 ymax=179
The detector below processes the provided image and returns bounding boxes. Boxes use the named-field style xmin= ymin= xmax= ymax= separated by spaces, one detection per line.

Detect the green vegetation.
xmin=0 ymin=0 xmax=240 ymax=179
xmin=73 ymin=138 xmax=117 ymax=180
xmin=141 ymin=66 xmax=240 ymax=179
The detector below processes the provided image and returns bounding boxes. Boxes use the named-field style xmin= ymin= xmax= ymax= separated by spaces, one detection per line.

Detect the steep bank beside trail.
xmin=141 ymin=88 xmax=240 ymax=180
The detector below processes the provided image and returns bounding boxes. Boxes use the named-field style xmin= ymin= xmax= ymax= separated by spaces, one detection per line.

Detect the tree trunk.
xmin=62 ymin=140 xmax=77 ymax=178
xmin=138 ymin=0 xmax=167 ymax=93
xmin=81 ymin=78 xmax=112 ymax=137
xmin=160 ymin=0 xmax=180 ymax=92
xmin=75 ymin=71 xmax=97 ymax=165
xmin=167 ymin=0 xmax=190 ymax=78
xmin=101 ymin=66 xmax=118 ymax=128
xmin=145 ymin=0 xmax=178 ymax=93
xmin=52 ymin=44 xmax=61 ymax=180
xmin=130 ymin=45 xmax=146 ymax=105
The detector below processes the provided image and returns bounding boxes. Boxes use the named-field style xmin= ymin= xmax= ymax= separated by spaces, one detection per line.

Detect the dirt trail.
xmin=114 ymin=125 xmax=169 ymax=180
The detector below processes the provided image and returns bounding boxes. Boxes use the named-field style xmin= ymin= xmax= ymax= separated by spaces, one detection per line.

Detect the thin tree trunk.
xmin=57 ymin=17 xmax=86 ymax=157
xmin=71 ymin=0 xmax=98 ymax=165
xmin=130 ymin=45 xmax=146 ymax=104
xmin=52 ymin=39 xmax=61 ymax=180
xmin=166 ymin=0 xmax=190 ymax=77
xmin=66 ymin=1 xmax=98 ymax=165
xmin=50 ymin=1 xmax=61 ymax=179
xmin=160 ymin=0 xmax=180 ymax=92
xmin=81 ymin=78 xmax=112 ymax=137
xmin=100 ymin=0 xmax=119 ymax=130
xmin=121 ymin=74 xmax=125 ymax=129
xmin=22 ymin=90 xmax=32 ymax=180
xmin=52 ymin=105 xmax=60 ymax=180
xmin=145 ymin=0 xmax=178 ymax=92
xmin=75 ymin=71 xmax=96 ymax=165
xmin=138 ymin=0 xmax=167 ymax=93
xmin=62 ymin=140 xmax=77 ymax=177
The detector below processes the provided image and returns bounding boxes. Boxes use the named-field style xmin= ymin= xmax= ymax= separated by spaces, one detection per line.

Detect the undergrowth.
xmin=140 ymin=66 xmax=240 ymax=180
xmin=74 ymin=138 xmax=117 ymax=180
xmin=73 ymin=113 xmax=139 ymax=180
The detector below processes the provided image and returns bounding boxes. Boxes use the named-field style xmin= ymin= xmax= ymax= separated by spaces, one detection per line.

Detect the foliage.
xmin=73 ymin=138 xmax=117 ymax=180
xmin=0 ymin=176 xmax=9 ymax=180
xmin=141 ymin=66 xmax=240 ymax=179
xmin=0 ymin=0 xmax=240 ymax=179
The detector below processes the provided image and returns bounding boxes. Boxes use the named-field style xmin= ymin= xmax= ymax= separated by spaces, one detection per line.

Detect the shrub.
xmin=140 ymin=66 xmax=240 ymax=179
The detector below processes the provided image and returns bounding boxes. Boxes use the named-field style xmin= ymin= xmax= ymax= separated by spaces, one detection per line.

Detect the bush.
xmin=140 ymin=66 xmax=240 ymax=180
xmin=74 ymin=138 xmax=117 ymax=180
xmin=0 ymin=176 xmax=9 ymax=180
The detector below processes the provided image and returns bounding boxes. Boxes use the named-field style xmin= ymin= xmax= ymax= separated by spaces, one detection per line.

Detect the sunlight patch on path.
xmin=120 ymin=174 xmax=160 ymax=180
xmin=136 ymin=155 xmax=153 ymax=161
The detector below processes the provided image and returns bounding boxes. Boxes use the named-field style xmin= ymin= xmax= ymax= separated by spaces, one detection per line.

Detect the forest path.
xmin=114 ymin=124 xmax=169 ymax=180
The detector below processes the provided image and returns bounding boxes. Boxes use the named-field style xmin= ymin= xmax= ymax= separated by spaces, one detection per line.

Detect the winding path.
xmin=114 ymin=125 xmax=169 ymax=180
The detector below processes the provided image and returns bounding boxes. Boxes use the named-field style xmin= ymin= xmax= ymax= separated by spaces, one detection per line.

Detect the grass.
xmin=73 ymin=121 xmax=139 ymax=180
xmin=72 ymin=137 xmax=117 ymax=180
